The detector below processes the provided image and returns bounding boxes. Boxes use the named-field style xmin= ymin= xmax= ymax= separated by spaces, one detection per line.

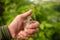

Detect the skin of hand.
xmin=8 ymin=10 xmax=39 ymax=39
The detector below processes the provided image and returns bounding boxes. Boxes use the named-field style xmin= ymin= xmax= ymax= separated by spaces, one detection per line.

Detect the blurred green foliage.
xmin=0 ymin=0 xmax=60 ymax=40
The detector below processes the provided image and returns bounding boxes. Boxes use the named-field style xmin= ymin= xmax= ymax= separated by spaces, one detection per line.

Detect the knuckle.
xmin=17 ymin=14 xmax=23 ymax=17
xmin=19 ymin=14 xmax=24 ymax=18
xmin=35 ymin=22 xmax=39 ymax=27
xmin=16 ymin=15 xmax=22 ymax=19
xmin=17 ymin=15 xmax=20 ymax=17
xmin=36 ymin=22 xmax=39 ymax=25
xmin=16 ymin=15 xmax=20 ymax=18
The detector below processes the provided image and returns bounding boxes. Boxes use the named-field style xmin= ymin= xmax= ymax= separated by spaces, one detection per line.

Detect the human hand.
xmin=8 ymin=10 xmax=39 ymax=39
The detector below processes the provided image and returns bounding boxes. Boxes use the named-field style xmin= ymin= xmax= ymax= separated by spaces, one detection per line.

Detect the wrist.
xmin=8 ymin=25 xmax=16 ymax=38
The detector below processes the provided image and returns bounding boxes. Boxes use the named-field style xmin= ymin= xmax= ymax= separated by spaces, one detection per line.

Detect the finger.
xmin=20 ymin=10 xmax=32 ymax=19
xmin=26 ymin=21 xmax=39 ymax=29
xmin=17 ymin=31 xmax=28 ymax=39
xmin=24 ymin=28 xmax=39 ymax=35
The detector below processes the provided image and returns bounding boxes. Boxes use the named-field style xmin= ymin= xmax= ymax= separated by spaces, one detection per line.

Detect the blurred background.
xmin=0 ymin=0 xmax=60 ymax=40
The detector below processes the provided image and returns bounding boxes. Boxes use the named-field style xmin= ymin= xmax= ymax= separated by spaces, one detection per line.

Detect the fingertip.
xmin=26 ymin=9 xmax=32 ymax=15
xmin=20 ymin=10 xmax=32 ymax=19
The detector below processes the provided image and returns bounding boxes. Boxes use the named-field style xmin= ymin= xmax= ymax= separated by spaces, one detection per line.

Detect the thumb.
xmin=20 ymin=10 xmax=32 ymax=19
